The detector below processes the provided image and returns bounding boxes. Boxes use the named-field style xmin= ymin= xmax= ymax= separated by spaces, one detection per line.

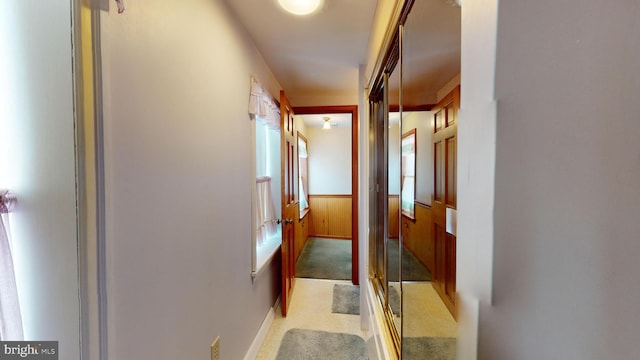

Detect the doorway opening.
xmin=292 ymin=106 xmax=359 ymax=285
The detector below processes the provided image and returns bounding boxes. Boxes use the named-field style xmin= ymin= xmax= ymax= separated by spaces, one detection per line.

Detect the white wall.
xmin=307 ymin=127 xmax=353 ymax=195
xmin=101 ymin=1 xmax=281 ymax=358
xmin=388 ymin=125 xmax=401 ymax=196
xmin=0 ymin=1 xmax=80 ymax=357
xmin=295 ymin=116 xmax=308 ymax=138
xmin=477 ymin=0 xmax=640 ymax=359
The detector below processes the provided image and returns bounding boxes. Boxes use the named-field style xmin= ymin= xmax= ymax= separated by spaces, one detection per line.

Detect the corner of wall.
xmin=436 ymin=74 xmax=461 ymax=103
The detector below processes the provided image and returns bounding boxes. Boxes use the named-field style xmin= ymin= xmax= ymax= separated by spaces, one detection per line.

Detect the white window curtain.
xmin=298 ymin=141 xmax=308 ymax=210
xmin=255 ymin=177 xmax=277 ymax=246
xmin=249 ymin=77 xmax=280 ymax=246
xmin=0 ymin=190 xmax=23 ymax=340
xmin=298 ymin=176 xmax=308 ymax=210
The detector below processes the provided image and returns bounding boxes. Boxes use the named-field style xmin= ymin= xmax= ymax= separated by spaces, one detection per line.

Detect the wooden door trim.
xmin=293 ymin=105 xmax=359 ymax=285
xmin=280 ymin=91 xmax=297 ymax=317
xmin=431 ymin=86 xmax=459 ymax=319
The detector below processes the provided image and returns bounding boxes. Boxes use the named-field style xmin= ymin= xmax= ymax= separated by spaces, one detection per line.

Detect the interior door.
xmin=432 ymin=86 xmax=459 ymax=318
xmin=280 ymin=91 xmax=297 ymax=317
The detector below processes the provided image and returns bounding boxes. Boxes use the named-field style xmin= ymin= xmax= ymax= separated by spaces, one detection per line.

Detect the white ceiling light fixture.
xmin=322 ymin=116 xmax=331 ymax=130
xmin=278 ymin=0 xmax=323 ymax=16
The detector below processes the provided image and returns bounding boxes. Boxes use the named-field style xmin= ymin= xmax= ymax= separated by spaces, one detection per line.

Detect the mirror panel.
xmin=387 ymin=61 xmax=402 ymax=339
xmin=369 ymin=79 xmax=393 ymax=345
xmin=400 ymin=0 xmax=460 ymax=358
xmin=367 ymin=1 xmax=461 ymax=357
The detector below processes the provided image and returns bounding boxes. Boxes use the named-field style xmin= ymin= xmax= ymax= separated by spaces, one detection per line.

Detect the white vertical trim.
xmin=98 ymin=5 xmax=114 ymax=359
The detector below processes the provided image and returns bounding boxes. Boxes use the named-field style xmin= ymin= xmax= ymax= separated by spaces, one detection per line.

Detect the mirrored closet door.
xmin=368 ymin=0 xmax=461 ymax=358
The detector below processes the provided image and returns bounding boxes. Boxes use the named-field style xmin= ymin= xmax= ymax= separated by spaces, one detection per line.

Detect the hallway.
xmin=257 ymin=279 xmax=365 ymax=359
xmin=3 ymin=1 xmax=640 ymax=359
xmin=255 ymin=276 xmax=458 ymax=359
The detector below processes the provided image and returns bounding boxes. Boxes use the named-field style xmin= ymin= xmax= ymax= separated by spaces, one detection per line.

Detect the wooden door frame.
xmin=430 ymin=86 xmax=459 ymax=319
xmin=280 ymin=92 xmax=298 ymax=316
xmin=293 ymin=105 xmax=359 ymax=285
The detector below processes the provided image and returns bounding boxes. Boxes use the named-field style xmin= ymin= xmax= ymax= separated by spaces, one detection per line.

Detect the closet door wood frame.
xmin=432 ymin=86 xmax=459 ymax=319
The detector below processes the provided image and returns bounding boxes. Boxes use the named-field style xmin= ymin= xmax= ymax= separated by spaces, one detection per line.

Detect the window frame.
xmin=401 ymin=128 xmax=417 ymax=219
xmin=297 ymin=132 xmax=309 ymax=219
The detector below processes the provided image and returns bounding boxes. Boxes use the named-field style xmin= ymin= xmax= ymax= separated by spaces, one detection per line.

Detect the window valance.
xmin=248 ymin=77 xmax=280 ymax=130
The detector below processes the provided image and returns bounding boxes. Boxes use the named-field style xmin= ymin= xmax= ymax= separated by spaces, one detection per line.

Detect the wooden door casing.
xmin=280 ymin=91 xmax=297 ymax=317
xmin=432 ymin=86 xmax=459 ymax=319
xmin=292 ymin=104 xmax=360 ymax=284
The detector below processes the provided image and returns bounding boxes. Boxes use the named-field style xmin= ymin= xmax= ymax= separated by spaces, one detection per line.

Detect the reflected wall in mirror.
xmin=297 ymin=133 xmax=309 ymax=219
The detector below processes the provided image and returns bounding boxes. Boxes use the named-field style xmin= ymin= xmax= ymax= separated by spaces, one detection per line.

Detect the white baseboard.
xmin=243 ymin=305 xmax=276 ymax=360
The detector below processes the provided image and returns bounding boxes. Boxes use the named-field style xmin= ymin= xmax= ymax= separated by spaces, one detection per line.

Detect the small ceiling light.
xmin=278 ymin=0 xmax=322 ymax=16
xmin=322 ymin=116 xmax=331 ymax=130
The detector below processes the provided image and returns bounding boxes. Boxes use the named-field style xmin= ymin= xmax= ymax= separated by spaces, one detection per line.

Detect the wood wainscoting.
xmin=308 ymin=195 xmax=352 ymax=239
xmin=401 ymin=202 xmax=434 ymax=272
xmin=295 ymin=210 xmax=310 ymax=262
xmin=388 ymin=195 xmax=400 ymax=239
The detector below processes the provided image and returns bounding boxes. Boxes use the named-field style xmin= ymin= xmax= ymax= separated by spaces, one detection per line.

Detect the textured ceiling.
xmin=223 ymin=0 xmax=378 ymax=103
xmin=223 ymin=0 xmax=460 ymax=107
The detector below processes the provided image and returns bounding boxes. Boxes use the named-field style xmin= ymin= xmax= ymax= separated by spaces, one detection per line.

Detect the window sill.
xmin=299 ymin=208 xmax=310 ymax=220
xmin=252 ymin=228 xmax=282 ymax=281
xmin=401 ymin=210 xmax=415 ymax=221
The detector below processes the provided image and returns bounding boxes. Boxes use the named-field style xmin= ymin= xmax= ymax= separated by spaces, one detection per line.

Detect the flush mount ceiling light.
xmin=322 ymin=116 xmax=331 ymax=130
xmin=278 ymin=0 xmax=323 ymax=16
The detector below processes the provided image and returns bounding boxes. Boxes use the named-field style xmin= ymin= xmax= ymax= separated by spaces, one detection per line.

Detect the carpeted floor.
xmin=331 ymin=284 xmax=360 ymax=315
xmin=296 ymin=238 xmax=351 ymax=280
xmin=402 ymin=282 xmax=457 ymax=338
xmin=402 ymin=337 xmax=456 ymax=360
xmin=256 ymin=279 xmax=365 ymax=359
xmin=387 ymin=239 xmax=432 ymax=282
xmin=275 ymin=328 xmax=368 ymax=360
xmin=389 ymin=284 xmax=401 ymax=315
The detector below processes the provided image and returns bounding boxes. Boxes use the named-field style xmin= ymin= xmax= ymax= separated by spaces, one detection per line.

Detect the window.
xmin=401 ymin=129 xmax=416 ymax=218
xmin=249 ymin=77 xmax=282 ymax=277
xmin=0 ymin=191 xmax=23 ymax=339
xmin=298 ymin=133 xmax=309 ymax=218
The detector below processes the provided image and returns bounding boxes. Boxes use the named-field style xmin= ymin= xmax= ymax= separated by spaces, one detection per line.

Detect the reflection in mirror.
xmin=368 ymin=84 xmax=386 ymax=316
xmin=387 ymin=59 xmax=402 ymax=343
xmin=370 ymin=1 xmax=462 ymax=354
xmin=297 ymin=133 xmax=309 ymax=219
xmin=370 ymin=69 xmax=402 ymax=354
xmin=400 ymin=0 xmax=460 ymax=358
xmin=401 ymin=129 xmax=416 ymax=218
